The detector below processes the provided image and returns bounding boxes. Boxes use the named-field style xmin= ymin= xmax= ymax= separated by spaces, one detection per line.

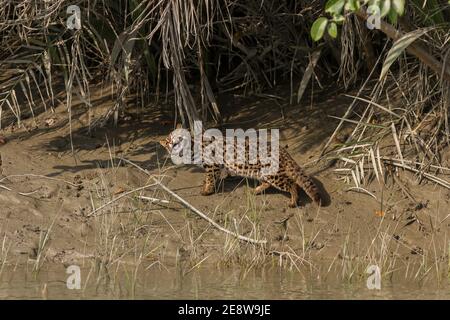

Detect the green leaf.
xmin=388 ymin=9 xmax=398 ymax=24
xmin=328 ymin=22 xmax=338 ymax=38
xmin=345 ymin=0 xmax=360 ymax=11
xmin=392 ymin=0 xmax=405 ymax=15
xmin=325 ymin=0 xmax=345 ymax=15
xmin=380 ymin=28 xmax=430 ymax=80
xmin=380 ymin=0 xmax=391 ymax=17
xmin=311 ymin=17 xmax=328 ymax=41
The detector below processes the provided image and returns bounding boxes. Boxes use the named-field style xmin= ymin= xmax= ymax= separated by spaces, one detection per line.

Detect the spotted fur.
xmin=160 ymin=129 xmax=321 ymax=207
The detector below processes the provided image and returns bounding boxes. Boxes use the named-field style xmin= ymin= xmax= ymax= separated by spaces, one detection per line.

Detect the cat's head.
xmin=159 ymin=124 xmax=188 ymax=154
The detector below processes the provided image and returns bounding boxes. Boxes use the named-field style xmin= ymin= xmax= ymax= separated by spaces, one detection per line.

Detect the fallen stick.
xmin=383 ymin=160 xmax=450 ymax=190
xmin=0 ymin=184 xmax=42 ymax=196
xmin=0 ymin=173 xmax=79 ymax=187
xmin=87 ymin=183 xmax=158 ymax=217
xmin=381 ymin=157 xmax=450 ymax=173
xmin=138 ymin=196 xmax=170 ymax=204
xmin=118 ymin=157 xmax=267 ymax=245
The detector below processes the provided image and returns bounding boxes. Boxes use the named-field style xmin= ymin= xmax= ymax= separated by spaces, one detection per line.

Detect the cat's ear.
xmin=175 ymin=123 xmax=183 ymax=129
xmin=159 ymin=139 xmax=167 ymax=147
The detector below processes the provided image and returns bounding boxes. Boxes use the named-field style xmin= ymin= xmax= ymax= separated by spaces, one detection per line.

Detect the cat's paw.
xmin=200 ymin=188 xmax=214 ymax=196
xmin=288 ymin=201 xmax=298 ymax=208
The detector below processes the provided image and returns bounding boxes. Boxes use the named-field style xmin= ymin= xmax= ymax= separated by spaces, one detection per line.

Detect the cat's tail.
xmin=288 ymin=164 xmax=322 ymax=205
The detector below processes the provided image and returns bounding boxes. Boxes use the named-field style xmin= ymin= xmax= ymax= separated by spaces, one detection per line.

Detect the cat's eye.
xmin=172 ymin=136 xmax=184 ymax=148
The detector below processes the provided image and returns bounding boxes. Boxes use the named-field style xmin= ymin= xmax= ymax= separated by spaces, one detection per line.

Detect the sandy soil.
xmin=0 ymin=84 xmax=449 ymax=284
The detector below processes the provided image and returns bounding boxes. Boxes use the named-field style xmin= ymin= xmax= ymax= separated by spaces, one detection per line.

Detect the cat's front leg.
xmin=200 ymin=166 xmax=221 ymax=196
xmin=201 ymin=172 xmax=215 ymax=195
xmin=254 ymin=181 xmax=271 ymax=195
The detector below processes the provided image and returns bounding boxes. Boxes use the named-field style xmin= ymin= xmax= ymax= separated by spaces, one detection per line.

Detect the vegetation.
xmin=1 ymin=1 xmax=448 ymax=173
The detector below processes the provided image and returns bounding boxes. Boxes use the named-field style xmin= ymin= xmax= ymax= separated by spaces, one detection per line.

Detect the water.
xmin=1 ymin=265 xmax=450 ymax=299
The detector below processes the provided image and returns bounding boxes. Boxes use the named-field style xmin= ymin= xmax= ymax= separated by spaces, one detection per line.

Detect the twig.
xmin=346 ymin=187 xmax=378 ymax=200
xmin=384 ymin=160 xmax=450 ymax=190
xmin=0 ymin=184 xmax=41 ymax=197
xmin=87 ymin=183 xmax=158 ymax=217
xmin=344 ymin=94 xmax=401 ymax=119
xmin=118 ymin=157 xmax=267 ymax=245
xmin=391 ymin=123 xmax=405 ymax=166
xmin=138 ymin=196 xmax=170 ymax=204
xmin=380 ymin=157 xmax=450 ymax=173
xmin=0 ymin=174 xmax=79 ymax=187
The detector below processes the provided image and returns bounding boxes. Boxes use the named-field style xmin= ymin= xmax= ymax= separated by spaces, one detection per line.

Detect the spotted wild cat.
xmin=159 ymin=127 xmax=321 ymax=207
